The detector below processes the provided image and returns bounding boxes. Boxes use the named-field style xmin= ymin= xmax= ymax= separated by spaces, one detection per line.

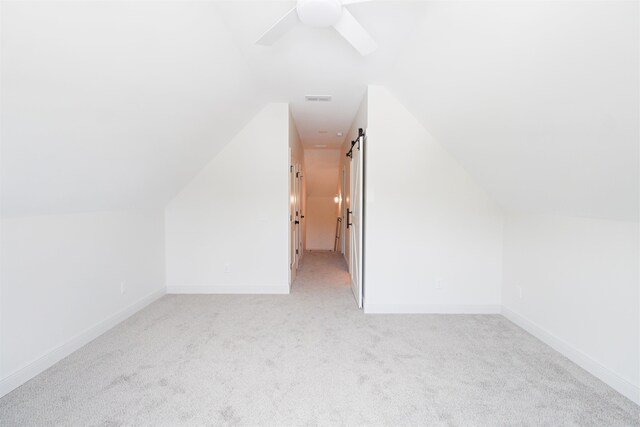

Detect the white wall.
xmin=0 ymin=209 xmax=165 ymax=396
xmin=364 ymin=86 xmax=504 ymax=313
xmin=304 ymin=148 xmax=341 ymax=251
xmin=165 ymin=103 xmax=290 ymax=294
xmin=502 ymin=213 xmax=639 ymax=404
xmin=305 ymin=196 xmax=338 ymax=250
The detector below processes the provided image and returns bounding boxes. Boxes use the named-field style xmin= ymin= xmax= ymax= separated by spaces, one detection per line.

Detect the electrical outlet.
xmin=435 ymin=278 xmax=444 ymax=291
xmin=224 ymin=264 xmax=231 ymax=273
xmin=120 ymin=281 xmax=126 ymax=295
xmin=518 ymin=286 xmax=523 ymax=299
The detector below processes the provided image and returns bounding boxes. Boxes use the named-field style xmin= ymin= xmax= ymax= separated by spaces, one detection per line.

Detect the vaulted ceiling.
xmin=388 ymin=1 xmax=638 ymax=221
xmin=214 ymin=0 xmax=425 ymax=149
xmin=1 ymin=1 xmax=267 ymax=216
xmin=2 ymin=1 xmax=637 ymax=221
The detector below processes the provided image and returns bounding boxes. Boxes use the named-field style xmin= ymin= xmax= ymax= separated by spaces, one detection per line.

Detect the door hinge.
xmin=290 ymin=165 xmax=293 ymax=172
xmin=290 ymin=263 xmax=292 ymax=270
xmin=296 ymin=172 xmax=299 ymax=178
xmin=296 ymin=249 xmax=299 ymax=255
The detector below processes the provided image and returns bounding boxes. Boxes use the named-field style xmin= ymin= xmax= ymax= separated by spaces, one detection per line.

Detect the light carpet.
xmin=1 ymin=251 xmax=638 ymax=426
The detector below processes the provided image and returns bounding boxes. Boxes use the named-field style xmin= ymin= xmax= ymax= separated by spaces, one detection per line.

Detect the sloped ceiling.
xmin=388 ymin=1 xmax=638 ymax=221
xmin=1 ymin=1 xmax=267 ymax=216
xmin=213 ymin=0 xmax=426 ymax=149
xmin=2 ymin=1 xmax=637 ymax=222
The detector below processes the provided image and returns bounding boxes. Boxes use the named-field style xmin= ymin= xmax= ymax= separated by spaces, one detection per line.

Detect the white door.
xmin=341 ymin=167 xmax=346 ymax=255
xmin=289 ymin=152 xmax=296 ymax=284
xmin=349 ymin=132 xmax=364 ymax=308
xmin=297 ymin=166 xmax=304 ymax=263
xmin=293 ymin=164 xmax=302 ymax=270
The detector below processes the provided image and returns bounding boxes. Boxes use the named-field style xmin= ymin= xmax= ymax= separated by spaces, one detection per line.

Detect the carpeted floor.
xmin=1 ymin=251 xmax=638 ymax=426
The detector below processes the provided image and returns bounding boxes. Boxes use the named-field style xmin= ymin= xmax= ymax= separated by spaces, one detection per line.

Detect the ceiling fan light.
xmin=296 ymin=0 xmax=343 ymax=28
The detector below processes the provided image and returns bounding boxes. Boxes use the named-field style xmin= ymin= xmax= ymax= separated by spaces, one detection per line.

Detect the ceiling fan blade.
xmin=332 ymin=8 xmax=377 ymax=55
xmin=256 ymin=7 xmax=300 ymax=45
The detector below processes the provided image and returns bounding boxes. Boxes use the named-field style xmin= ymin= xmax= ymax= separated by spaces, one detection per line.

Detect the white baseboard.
xmin=166 ymin=285 xmax=290 ymax=294
xmin=0 ymin=288 xmax=165 ymax=399
xmin=501 ymin=306 xmax=640 ymax=405
xmin=364 ymin=303 xmax=501 ymax=314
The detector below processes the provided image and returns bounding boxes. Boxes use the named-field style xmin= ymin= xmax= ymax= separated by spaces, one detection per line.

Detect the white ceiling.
xmin=388 ymin=0 xmax=638 ymax=221
xmin=1 ymin=1 xmax=267 ymax=216
xmin=2 ymin=1 xmax=638 ymax=221
xmin=214 ymin=0 xmax=426 ymax=149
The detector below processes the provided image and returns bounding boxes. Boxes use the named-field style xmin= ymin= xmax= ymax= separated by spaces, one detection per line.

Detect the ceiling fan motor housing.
xmin=296 ymin=0 xmax=343 ymax=28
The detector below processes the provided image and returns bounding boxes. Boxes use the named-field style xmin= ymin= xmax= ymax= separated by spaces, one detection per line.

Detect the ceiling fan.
xmin=256 ymin=0 xmax=377 ymax=56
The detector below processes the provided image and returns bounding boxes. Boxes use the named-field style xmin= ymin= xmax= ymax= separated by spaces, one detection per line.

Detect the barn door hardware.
xmin=346 ymin=128 xmax=364 ymax=159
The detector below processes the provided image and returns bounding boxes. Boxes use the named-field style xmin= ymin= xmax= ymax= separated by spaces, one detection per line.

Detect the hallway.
xmin=1 ymin=252 xmax=638 ymax=425
xmin=292 ymin=250 xmax=351 ymax=293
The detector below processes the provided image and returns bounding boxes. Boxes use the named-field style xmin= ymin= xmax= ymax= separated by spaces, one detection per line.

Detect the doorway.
xmin=288 ymin=128 xmax=366 ymax=309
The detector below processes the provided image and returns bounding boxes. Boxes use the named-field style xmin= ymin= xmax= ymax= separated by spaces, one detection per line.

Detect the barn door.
xmin=293 ymin=164 xmax=302 ymax=270
xmin=289 ymin=150 xmax=296 ymax=284
xmin=348 ymin=130 xmax=364 ymax=308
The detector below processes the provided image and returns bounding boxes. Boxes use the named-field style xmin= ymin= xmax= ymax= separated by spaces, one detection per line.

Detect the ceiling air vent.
xmin=305 ymin=95 xmax=332 ymax=102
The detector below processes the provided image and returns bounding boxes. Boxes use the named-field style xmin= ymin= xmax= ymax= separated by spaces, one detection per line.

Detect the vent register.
xmin=305 ymin=95 xmax=332 ymax=102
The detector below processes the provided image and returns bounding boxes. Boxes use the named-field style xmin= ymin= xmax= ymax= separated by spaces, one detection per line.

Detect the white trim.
xmin=364 ymin=303 xmax=501 ymax=314
xmin=502 ymin=306 xmax=640 ymax=405
xmin=0 ymin=288 xmax=165 ymax=399
xmin=166 ymin=285 xmax=290 ymax=295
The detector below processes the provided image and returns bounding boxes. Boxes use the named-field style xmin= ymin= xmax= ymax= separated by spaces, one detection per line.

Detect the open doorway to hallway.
xmin=291 ymin=146 xmax=351 ymax=298
xmin=287 ymin=90 xmax=367 ymax=308
xmin=289 ymin=122 xmax=365 ymax=309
